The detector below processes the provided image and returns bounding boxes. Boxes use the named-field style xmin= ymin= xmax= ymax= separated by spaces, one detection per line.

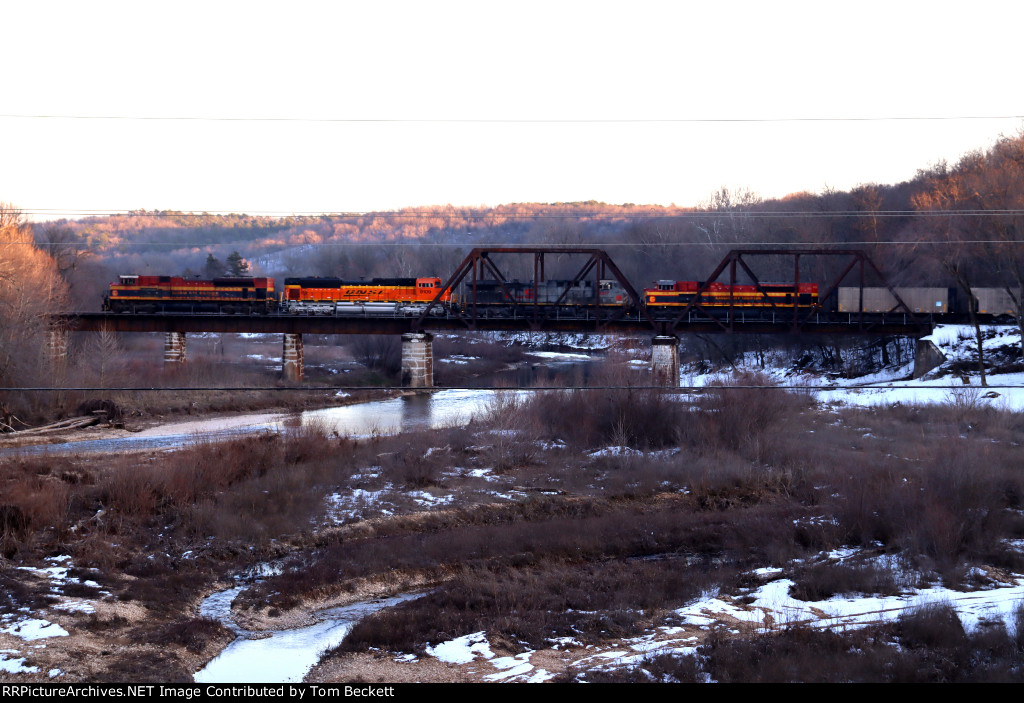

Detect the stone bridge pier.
xmin=401 ymin=333 xmax=433 ymax=388
xmin=164 ymin=332 xmax=187 ymax=364
xmin=47 ymin=326 xmax=69 ymax=375
xmin=283 ymin=333 xmax=304 ymax=381
xmin=651 ymin=335 xmax=680 ymax=387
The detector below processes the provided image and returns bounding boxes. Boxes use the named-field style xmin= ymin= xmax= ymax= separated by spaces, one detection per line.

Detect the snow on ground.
xmin=0 ymin=557 xmax=81 ymax=678
xmin=6 ymin=327 xmax=1024 ymax=681
xmin=588 ymin=446 xmax=643 ymax=457
xmin=681 ymin=324 xmax=1024 ymax=411
xmin=0 ymin=651 xmax=40 ymax=675
xmin=408 ymin=490 xmax=454 ymax=508
xmin=1 ymin=555 xmax=102 ymax=651
xmin=414 ymin=560 xmax=1024 ymax=681
xmin=324 ymin=487 xmax=396 ymax=524
xmin=525 ymin=351 xmax=593 ymax=361
xmin=0 ymin=618 xmax=69 ymax=640
xmin=425 ymin=632 xmax=557 ymax=682
xmin=676 ymin=575 xmax=1024 ymax=635
xmin=478 ymin=332 xmax=614 ymax=351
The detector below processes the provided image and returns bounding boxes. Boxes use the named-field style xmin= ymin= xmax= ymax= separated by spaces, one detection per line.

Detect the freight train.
xmin=102 ymin=273 xmax=1020 ymax=322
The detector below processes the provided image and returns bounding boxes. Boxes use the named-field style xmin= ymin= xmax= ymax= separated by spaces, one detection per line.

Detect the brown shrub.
xmin=789 ymin=561 xmax=902 ymax=601
xmin=150 ymin=617 xmax=233 ymax=654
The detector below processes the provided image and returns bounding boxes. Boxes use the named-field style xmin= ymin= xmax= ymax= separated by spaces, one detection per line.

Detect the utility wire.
xmin=19 ymin=239 xmax=1024 ymax=248
xmin=3 ymin=114 xmax=1023 ymax=124
xmin=2 ymin=385 xmax=1022 ymax=392
xmin=16 ymin=209 xmax=1024 ymax=219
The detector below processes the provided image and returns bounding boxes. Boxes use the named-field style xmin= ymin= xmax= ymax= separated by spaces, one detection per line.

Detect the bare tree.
xmin=963 ymin=133 xmax=1024 ymax=358
xmin=911 ymin=157 xmax=992 ymax=386
xmin=0 ymin=204 xmax=71 ymax=392
xmin=350 ymin=335 xmax=401 ymax=376
xmin=82 ymin=325 xmax=124 ymax=388
xmin=694 ymin=186 xmax=762 ymax=247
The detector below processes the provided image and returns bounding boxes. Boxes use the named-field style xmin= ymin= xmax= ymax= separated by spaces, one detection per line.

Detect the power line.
xmin=2 ymin=385 xmax=1022 ymax=392
xmin=3 ymin=114 xmax=1023 ymax=124
xmin=21 ymin=239 xmax=1024 ymax=248
xmin=16 ymin=208 xmax=1024 ymax=220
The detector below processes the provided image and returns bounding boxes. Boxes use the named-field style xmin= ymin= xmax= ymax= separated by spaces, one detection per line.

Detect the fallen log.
xmin=4 ymin=415 xmax=102 ymax=436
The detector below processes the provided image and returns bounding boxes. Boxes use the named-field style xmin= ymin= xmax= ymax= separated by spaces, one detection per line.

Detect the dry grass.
xmin=6 ymin=361 xmax=1024 ymax=682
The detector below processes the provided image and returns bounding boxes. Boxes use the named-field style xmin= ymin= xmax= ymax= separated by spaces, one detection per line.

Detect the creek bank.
xmin=0 ymin=389 xmax=403 ymax=453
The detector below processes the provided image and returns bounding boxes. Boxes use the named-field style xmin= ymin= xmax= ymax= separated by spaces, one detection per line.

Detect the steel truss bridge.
xmin=56 ymin=248 xmax=933 ymax=337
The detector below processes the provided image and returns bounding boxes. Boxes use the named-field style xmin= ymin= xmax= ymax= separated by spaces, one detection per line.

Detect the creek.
xmin=194 ymin=579 xmax=425 ymax=683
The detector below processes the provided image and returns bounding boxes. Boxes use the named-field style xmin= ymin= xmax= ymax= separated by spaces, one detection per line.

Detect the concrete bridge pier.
xmin=913 ymin=337 xmax=946 ymax=379
xmin=401 ymin=332 xmax=433 ymax=388
xmin=283 ymin=333 xmax=304 ymax=381
xmin=651 ymin=335 xmax=680 ymax=387
xmin=164 ymin=332 xmax=187 ymax=364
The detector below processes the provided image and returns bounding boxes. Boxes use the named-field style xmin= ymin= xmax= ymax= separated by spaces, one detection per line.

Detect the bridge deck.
xmin=57 ymin=312 xmax=932 ymax=337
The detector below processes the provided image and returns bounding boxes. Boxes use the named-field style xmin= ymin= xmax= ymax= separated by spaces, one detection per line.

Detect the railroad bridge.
xmin=52 ymin=248 xmax=938 ymax=386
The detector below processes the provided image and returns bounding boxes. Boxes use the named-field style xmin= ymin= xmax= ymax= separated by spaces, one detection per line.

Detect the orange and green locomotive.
xmin=644 ymin=280 xmax=819 ymax=312
xmin=103 ymin=275 xmax=277 ymax=314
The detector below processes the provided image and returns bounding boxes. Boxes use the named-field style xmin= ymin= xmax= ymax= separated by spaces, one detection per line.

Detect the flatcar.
xmin=104 ymin=275 xmax=276 ymax=314
xmin=281 ymin=276 xmax=452 ymax=315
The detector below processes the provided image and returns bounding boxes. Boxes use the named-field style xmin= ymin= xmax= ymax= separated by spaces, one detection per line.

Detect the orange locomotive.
xmin=281 ymin=276 xmax=453 ymax=315
xmin=104 ymin=275 xmax=276 ymax=314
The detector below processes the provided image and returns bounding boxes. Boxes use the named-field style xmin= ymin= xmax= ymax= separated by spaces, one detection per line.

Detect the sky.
xmin=3 ymin=0 xmax=1023 ymax=220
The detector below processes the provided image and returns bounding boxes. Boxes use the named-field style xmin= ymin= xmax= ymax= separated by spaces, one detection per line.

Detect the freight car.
xmin=280 ymin=276 xmax=452 ymax=315
xmin=464 ymin=279 xmax=630 ymax=314
xmin=837 ymin=287 xmax=1018 ymax=321
xmin=104 ymin=275 xmax=276 ymax=314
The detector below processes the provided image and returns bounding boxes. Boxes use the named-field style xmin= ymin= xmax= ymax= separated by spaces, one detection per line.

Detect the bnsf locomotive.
xmin=281 ymin=276 xmax=451 ymax=315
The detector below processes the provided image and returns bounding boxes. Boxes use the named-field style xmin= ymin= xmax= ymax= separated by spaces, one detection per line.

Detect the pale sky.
xmin=3 ymin=0 xmax=1022 ymax=219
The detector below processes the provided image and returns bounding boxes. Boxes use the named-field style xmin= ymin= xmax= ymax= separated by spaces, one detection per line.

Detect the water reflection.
xmin=1 ymin=355 xmax=597 ymax=456
xmin=0 ymin=390 xmax=502 ymax=456
xmin=297 ymin=389 xmax=497 ymax=435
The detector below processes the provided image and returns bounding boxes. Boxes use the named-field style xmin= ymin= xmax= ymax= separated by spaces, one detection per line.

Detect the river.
xmin=2 ymin=353 xmax=601 ymax=456
xmin=0 ymin=389 xmax=507 ymax=457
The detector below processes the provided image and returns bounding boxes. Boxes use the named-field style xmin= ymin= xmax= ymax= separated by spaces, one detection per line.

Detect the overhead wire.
xmin=3 ymin=114 xmax=1023 ymax=124
xmin=4 ymin=385 xmax=1024 ymax=392
xmin=15 ymin=208 xmax=1024 ymax=219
